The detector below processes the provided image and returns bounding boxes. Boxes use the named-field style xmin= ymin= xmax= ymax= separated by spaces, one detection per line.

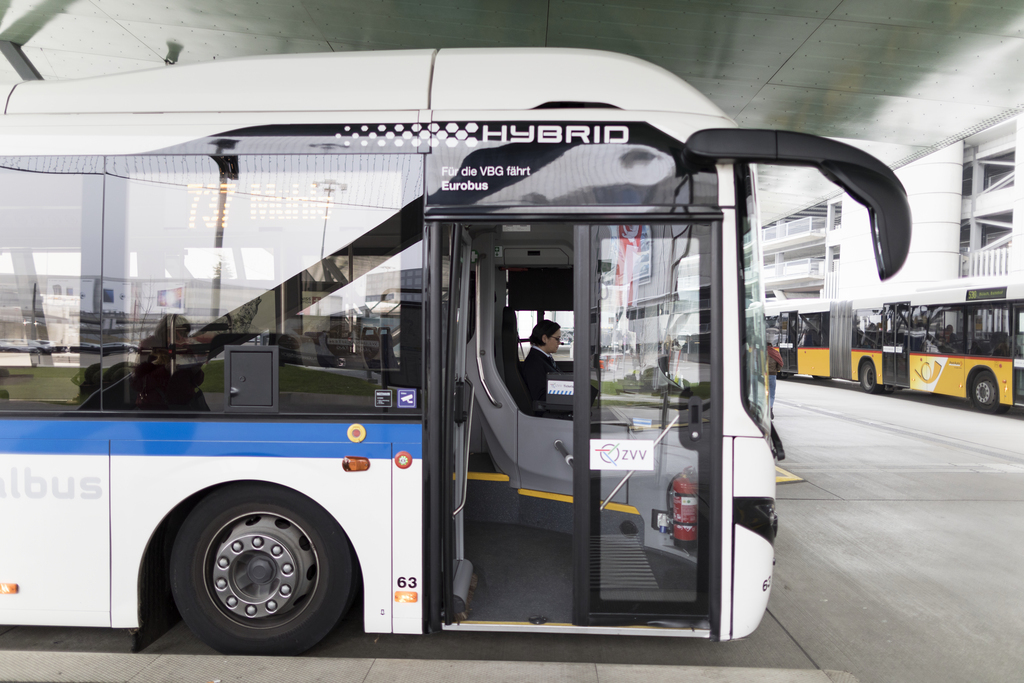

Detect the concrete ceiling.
xmin=3 ymin=0 xmax=1024 ymax=221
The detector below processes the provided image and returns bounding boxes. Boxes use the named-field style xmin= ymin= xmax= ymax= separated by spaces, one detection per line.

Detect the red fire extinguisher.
xmin=670 ymin=467 xmax=698 ymax=550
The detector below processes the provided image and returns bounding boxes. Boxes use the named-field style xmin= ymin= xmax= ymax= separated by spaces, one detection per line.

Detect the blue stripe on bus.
xmin=0 ymin=439 xmax=109 ymax=456
xmin=110 ymin=440 xmax=393 ymax=459
xmin=0 ymin=420 xmax=422 ymax=459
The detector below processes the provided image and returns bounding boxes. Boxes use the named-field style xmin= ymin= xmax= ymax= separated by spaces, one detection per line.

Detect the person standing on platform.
xmin=767 ymin=344 xmax=784 ymax=419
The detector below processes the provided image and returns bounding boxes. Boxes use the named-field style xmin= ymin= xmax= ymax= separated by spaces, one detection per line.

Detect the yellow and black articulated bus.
xmin=766 ymin=283 xmax=1024 ymax=414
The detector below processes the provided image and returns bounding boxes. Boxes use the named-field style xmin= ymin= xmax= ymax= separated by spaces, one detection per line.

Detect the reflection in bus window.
xmin=852 ymin=308 xmax=882 ymax=350
xmin=797 ymin=312 xmax=827 ymax=348
xmin=910 ymin=305 xmax=964 ymax=355
xmin=0 ymin=163 xmax=103 ymax=412
xmin=98 ymin=154 xmax=424 ymax=414
xmin=967 ymin=303 xmax=1010 ymax=357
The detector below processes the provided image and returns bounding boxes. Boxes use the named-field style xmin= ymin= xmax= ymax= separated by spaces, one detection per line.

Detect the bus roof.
xmin=765 ymin=280 xmax=1024 ymax=314
xmin=3 ymin=48 xmax=729 ymax=119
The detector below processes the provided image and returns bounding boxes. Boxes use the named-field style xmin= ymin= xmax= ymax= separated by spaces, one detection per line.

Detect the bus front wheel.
xmin=169 ymin=483 xmax=356 ymax=655
xmin=859 ymin=361 xmax=884 ymax=395
xmin=970 ymin=371 xmax=1010 ymax=414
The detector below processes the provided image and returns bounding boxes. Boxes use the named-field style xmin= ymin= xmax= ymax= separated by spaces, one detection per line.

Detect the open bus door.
xmin=882 ymin=302 xmax=910 ymax=388
xmin=779 ymin=311 xmax=798 ymax=374
xmin=573 ymin=223 xmax=717 ymax=630
xmin=433 ymin=221 xmax=718 ymax=635
xmin=440 ymin=225 xmax=475 ymax=625
xmin=1014 ymin=304 xmax=1024 ymax=406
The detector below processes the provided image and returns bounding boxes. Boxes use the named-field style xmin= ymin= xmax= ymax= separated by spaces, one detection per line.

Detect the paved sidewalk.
xmin=0 ymin=651 xmax=857 ymax=683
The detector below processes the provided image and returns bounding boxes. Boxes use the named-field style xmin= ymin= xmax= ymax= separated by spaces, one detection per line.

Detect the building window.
xmin=982 ymin=151 xmax=1014 ymax=191
xmin=978 ymin=211 xmax=1013 ymax=247
xmin=960 ymin=220 xmax=972 ymax=253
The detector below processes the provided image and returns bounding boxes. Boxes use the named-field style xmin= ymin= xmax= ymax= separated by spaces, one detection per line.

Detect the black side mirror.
xmin=683 ymin=129 xmax=912 ymax=281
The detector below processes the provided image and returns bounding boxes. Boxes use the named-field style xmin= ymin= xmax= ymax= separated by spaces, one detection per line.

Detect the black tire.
xmin=859 ymin=361 xmax=884 ymax=395
xmin=970 ymin=371 xmax=1009 ymax=414
xmin=170 ymin=483 xmax=356 ymax=655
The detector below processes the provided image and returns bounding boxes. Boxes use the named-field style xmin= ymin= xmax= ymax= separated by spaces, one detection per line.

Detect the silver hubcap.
xmin=976 ymin=380 xmax=994 ymax=405
xmin=208 ymin=514 xmax=317 ymax=621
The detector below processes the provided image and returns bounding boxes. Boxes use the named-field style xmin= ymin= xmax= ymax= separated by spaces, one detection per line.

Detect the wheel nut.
xmin=216 ymin=578 xmax=227 ymax=590
xmin=226 ymin=596 xmax=238 ymax=607
xmin=280 ymin=584 xmax=291 ymax=596
xmin=218 ymin=557 xmax=230 ymax=568
xmin=246 ymin=605 xmax=257 ymax=616
xmin=282 ymin=563 xmax=293 ymax=575
xmin=267 ymin=600 xmax=278 ymax=612
xmin=252 ymin=537 xmax=264 ymax=548
xmin=271 ymin=545 xmax=283 ymax=557
xmin=231 ymin=541 xmax=243 ymax=552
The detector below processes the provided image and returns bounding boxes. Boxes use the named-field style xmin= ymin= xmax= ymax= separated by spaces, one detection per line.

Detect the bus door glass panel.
xmin=882 ymin=303 xmax=910 ymax=387
xmin=584 ymin=223 xmax=712 ymax=623
xmin=894 ymin=303 xmax=910 ymax=386
xmin=0 ymin=160 xmax=103 ymax=412
xmin=1014 ymin=305 xmax=1024 ymax=405
xmin=781 ymin=312 xmax=798 ymax=371
xmin=444 ymin=226 xmax=473 ymax=607
xmin=882 ymin=305 xmax=895 ymax=382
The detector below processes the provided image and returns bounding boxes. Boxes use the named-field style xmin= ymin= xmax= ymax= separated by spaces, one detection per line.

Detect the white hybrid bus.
xmin=0 ymin=48 xmax=911 ymax=655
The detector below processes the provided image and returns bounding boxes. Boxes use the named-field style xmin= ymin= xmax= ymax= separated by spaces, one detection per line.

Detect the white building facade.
xmin=764 ymin=117 xmax=1024 ymax=300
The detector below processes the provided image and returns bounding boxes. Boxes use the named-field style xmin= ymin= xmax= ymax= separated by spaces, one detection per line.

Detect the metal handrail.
xmin=474 ymin=260 xmax=501 ymax=408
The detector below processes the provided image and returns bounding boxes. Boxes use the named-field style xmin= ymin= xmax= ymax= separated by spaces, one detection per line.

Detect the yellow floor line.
xmin=467 ymin=472 xmax=510 ymax=481
xmin=776 ymin=465 xmax=803 ymax=484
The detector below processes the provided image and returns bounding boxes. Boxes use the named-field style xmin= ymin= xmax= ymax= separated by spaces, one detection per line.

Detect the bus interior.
xmin=449 ymin=222 xmax=708 ymax=625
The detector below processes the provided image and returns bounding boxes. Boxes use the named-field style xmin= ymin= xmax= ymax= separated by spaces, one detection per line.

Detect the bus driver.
xmin=520 ymin=320 xmax=561 ymax=412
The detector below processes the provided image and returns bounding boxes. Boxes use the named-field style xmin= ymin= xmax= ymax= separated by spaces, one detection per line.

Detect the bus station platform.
xmin=1 ymin=378 xmax=1022 ymax=683
xmin=0 ymin=650 xmax=856 ymax=683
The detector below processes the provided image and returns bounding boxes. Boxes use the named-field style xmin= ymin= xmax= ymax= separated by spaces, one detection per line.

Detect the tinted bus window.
xmin=852 ymin=308 xmax=882 ymax=349
xmin=967 ymin=303 xmax=1011 ymax=357
xmin=923 ymin=305 xmax=963 ymax=354
xmin=0 ymin=159 xmax=104 ymax=412
xmin=797 ymin=312 xmax=827 ymax=348
xmin=765 ymin=315 xmax=780 ymax=346
xmin=100 ymin=155 xmax=424 ymax=414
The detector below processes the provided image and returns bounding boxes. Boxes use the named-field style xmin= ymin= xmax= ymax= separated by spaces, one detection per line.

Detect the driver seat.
xmin=500 ymin=307 xmax=534 ymax=415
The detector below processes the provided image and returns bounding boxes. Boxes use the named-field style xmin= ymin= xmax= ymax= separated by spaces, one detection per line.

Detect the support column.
xmin=835 ymin=142 xmax=963 ymax=298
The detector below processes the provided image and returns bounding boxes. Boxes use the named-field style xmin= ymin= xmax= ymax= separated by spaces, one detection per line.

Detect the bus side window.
xmin=926 ymin=305 xmax=964 ymax=355
xmin=103 ymin=154 xmax=425 ymax=415
xmin=967 ymin=303 xmax=1011 ymax=357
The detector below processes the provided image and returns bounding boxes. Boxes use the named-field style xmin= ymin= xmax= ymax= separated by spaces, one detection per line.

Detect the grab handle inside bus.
xmin=682 ymin=129 xmax=912 ymax=281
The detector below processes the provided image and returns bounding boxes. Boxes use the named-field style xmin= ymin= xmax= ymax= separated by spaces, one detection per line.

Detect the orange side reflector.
xmin=0 ymin=583 xmax=18 ymax=594
xmin=394 ymin=591 xmax=418 ymax=603
xmin=342 ymin=456 xmax=371 ymax=472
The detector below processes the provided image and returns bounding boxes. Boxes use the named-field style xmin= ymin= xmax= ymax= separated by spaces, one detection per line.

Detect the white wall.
xmin=832 ymin=141 xmax=964 ymax=299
